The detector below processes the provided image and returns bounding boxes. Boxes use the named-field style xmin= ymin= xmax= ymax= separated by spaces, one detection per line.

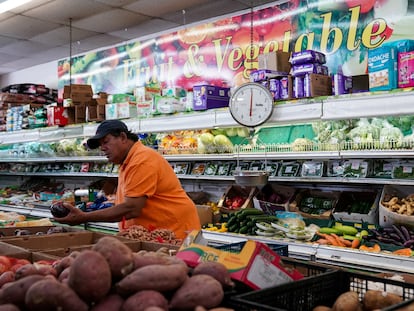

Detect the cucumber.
xmin=239 ymin=226 xmax=249 ymax=234
xmin=333 ymin=225 xmax=358 ymax=236
xmin=319 ymin=227 xmax=343 ymax=235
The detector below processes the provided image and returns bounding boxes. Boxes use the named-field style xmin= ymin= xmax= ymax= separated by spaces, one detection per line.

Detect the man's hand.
xmin=52 ymin=202 xmax=85 ymax=225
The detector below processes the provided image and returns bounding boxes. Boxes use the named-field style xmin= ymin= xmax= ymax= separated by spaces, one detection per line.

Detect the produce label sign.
xmin=57 ymin=0 xmax=411 ymax=95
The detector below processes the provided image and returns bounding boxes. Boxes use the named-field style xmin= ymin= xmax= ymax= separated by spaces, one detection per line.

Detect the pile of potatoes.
xmin=0 ymin=236 xmax=236 ymax=311
xmin=313 ymin=289 xmax=404 ymax=311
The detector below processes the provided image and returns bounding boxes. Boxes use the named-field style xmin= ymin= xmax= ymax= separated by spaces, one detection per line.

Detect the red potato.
xmin=52 ymin=255 xmax=75 ymax=275
xmin=0 ymin=304 xmax=20 ymax=311
xmin=192 ymin=261 xmax=235 ymax=289
xmin=90 ymin=293 xmax=124 ymax=311
xmin=58 ymin=267 xmax=70 ymax=283
xmin=14 ymin=264 xmax=38 ymax=279
xmin=0 ymin=274 xmax=45 ymax=308
xmin=92 ymin=236 xmax=135 ymax=279
xmin=169 ymin=274 xmax=224 ymax=310
xmin=116 ymin=263 xmax=188 ymax=296
xmin=0 ymin=271 xmax=15 ymax=289
xmin=68 ymin=249 xmax=112 ymax=304
xmin=121 ymin=290 xmax=168 ymax=311
xmin=25 ymin=278 xmax=89 ymax=311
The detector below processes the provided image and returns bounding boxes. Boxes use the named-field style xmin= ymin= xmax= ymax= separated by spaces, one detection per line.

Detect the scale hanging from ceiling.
xmin=229 ymin=1 xmax=275 ymax=189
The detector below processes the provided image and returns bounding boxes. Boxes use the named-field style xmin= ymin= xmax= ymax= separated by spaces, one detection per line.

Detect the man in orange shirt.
xmin=54 ymin=120 xmax=201 ymax=239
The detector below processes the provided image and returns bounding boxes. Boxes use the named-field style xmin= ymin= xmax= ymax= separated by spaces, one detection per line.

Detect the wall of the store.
xmin=0 ymin=61 xmax=58 ymax=89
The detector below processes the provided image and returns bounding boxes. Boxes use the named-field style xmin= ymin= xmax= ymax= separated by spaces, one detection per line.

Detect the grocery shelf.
xmin=322 ymin=91 xmax=414 ymax=120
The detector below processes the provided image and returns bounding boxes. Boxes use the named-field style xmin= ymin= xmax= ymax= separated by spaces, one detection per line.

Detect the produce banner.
xmin=57 ymin=0 xmax=412 ymax=95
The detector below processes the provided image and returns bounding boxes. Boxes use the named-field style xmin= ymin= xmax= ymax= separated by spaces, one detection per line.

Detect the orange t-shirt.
xmin=116 ymin=141 xmax=201 ymax=239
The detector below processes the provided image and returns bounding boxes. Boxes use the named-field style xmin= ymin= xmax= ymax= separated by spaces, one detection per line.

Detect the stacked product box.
xmin=289 ymin=50 xmax=332 ymax=98
xmin=250 ymin=51 xmax=292 ymax=101
xmin=368 ymin=39 xmax=414 ymax=91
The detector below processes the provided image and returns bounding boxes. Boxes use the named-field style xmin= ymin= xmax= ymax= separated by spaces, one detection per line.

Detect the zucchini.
xmin=239 ymin=226 xmax=249 ymax=234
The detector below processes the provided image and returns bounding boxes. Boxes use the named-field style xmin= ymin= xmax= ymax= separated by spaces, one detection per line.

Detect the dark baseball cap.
xmin=87 ymin=120 xmax=129 ymax=149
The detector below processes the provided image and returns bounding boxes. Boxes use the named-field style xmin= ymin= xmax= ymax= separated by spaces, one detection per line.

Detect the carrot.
xmin=316 ymin=232 xmax=340 ymax=246
xmin=330 ymin=233 xmax=345 ymax=247
xmin=316 ymin=238 xmax=329 ymax=245
xmin=351 ymin=238 xmax=361 ymax=249
xmin=392 ymin=248 xmax=413 ymax=256
xmin=338 ymin=236 xmax=352 ymax=247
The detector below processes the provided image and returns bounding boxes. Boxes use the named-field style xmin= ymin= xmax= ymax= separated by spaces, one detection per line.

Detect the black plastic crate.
xmin=230 ymin=270 xmax=414 ymax=311
xmin=215 ymin=241 xmax=288 ymax=257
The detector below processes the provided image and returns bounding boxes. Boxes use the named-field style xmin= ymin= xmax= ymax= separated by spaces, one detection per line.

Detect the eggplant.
xmin=50 ymin=202 xmax=69 ymax=218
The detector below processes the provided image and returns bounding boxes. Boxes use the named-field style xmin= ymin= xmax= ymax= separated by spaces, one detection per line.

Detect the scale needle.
xmin=249 ymin=88 xmax=253 ymax=117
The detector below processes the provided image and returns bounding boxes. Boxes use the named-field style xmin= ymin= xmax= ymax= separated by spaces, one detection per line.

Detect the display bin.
xmin=379 ymin=184 xmax=414 ymax=228
xmin=229 ymin=270 xmax=414 ymax=311
xmin=333 ymin=189 xmax=380 ymax=224
xmin=253 ymin=184 xmax=296 ymax=215
xmin=1 ymin=231 xmax=140 ymax=253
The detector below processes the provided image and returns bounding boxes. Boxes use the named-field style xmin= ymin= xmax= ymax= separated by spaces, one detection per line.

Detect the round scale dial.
xmin=229 ymin=82 xmax=274 ymax=128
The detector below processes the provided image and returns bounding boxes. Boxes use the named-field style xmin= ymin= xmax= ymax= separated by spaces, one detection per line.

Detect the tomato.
xmin=262 ymin=17 xmax=293 ymax=48
xmin=231 ymin=28 xmax=261 ymax=53
xmin=345 ymin=0 xmax=376 ymax=14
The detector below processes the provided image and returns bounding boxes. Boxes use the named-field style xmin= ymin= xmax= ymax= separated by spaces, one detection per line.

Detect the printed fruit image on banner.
xmin=57 ymin=0 xmax=412 ymax=95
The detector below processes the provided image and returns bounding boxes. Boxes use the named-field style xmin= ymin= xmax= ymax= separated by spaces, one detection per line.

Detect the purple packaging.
xmin=290 ymin=50 xmax=326 ymax=65
xmin=280 ymin=77 xmax=290 ymax=99
xmin=249 ymin=69 xmax=287 ymax=82
xmin=293 ymin=76 xmax=304 ymax=98
xmin=333 ymin=73 xmax=353 ymax=95
xmin=292 ymin=63 xmax=329 ymax=76
xmin=304 ymin=74 xmax=311 ymax=97
xmin=268 ymin=78 xmax=280 ymax=100
xmin=192 ymin=85 xmax=230 ymax=110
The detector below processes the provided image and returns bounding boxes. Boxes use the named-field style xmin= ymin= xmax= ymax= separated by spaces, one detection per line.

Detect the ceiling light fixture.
xmin=0 ymin=0 xmax=33 ymax=14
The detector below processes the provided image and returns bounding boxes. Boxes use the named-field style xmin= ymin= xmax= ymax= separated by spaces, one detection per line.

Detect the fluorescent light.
xmin=0 ymin=0 xmax=33 ymax=14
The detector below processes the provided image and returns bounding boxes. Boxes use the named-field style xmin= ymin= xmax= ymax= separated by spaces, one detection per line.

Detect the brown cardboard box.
xmin=1 ymin=231 xmax=139 ymax=252
xmin=66 ymin=105 xmax=86 ymax=124
xmin=306 ymin=74 xmax=332 ymax=97
xmin=258 ymin=51 xmax=291 ymax=73
xmin=196 ymin=204 xmax=213 ymax=226
xmin=63 ymin=84 xmax=93 ymax=99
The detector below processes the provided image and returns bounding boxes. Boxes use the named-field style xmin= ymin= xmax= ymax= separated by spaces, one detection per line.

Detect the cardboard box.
xmin=258 ymin=51 xmax=291 ymax=73
xmin=218 ymin=185 xmax=258 ymax=212
xmin=0 ymin=241 xmax=30 ymax=257
xmin=379 ymin=185 xmax=414 ymax=228
xmin=253 ymin=184 xmax=296 ymax=215
xmin=63 ymin=84 xmax=93 ymax=100
xmin=1 ymin=231 xmax=139 ymax=252
xmin=333 ymin=190 xmax=380 ymax=224
xmin=193 ymin=85 xmax=230 ymax=110
xmin=289 ymin=188 xmax=341 ymax=221
xmin=304 ymin=74 xmax=332 ymax=97
xmin=176 ymin=230 xmax=303 ymax=289
xmin=196 ymin=204 xmax=213 ymax=225
xmin=66 ymin=105 xmax=86 ymax=124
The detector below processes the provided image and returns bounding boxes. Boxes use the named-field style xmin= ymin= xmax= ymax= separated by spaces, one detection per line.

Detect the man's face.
xmin=99 ymin=133 xmax=125 ymax=164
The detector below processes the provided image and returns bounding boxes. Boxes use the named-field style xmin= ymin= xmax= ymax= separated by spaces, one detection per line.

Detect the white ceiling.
xmin=0 ymin=0 xmax=278 ymax=75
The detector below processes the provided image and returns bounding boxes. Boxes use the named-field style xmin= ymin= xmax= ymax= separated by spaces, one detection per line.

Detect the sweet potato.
xmin=132 ymin=252 xmax=173 ymax=269
xmin=68 ymin=249 xmax=112 ymax=304
xmin=313 ymin=306 xmax=332 ymax=311
xmin=25 ymin=278 xmax=88 ymax=311
xmin=0 ymin=304 xmax=19 ymax=311
xmin=121 ymin=290 xmax=168 ymax=311
xmin=92 ymin=236 xmax=135 ymax=279
xmin=53 ymin=255 xmax=75 ymax=275
xmin=363 ymin=290 xmax=403 ymax=310
xmin=169 ymin=274 xmax=224 ymax=310
xmin=58 ymin=267 xmax=70 ymax=283
xmin=116 ymin=263 xmax=188 ymax=296
xmin=0 ymin=274 xmax=45 ymax=308
xmin=90 ymin=293 xmax=124 ymax=311
xmin=0 ymin=271 xmax=15 ymax=289
xmin=332 ymin=291 xmax=362 ymax=311
xmin=192 ymin=261 xmax=234 ymax=289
